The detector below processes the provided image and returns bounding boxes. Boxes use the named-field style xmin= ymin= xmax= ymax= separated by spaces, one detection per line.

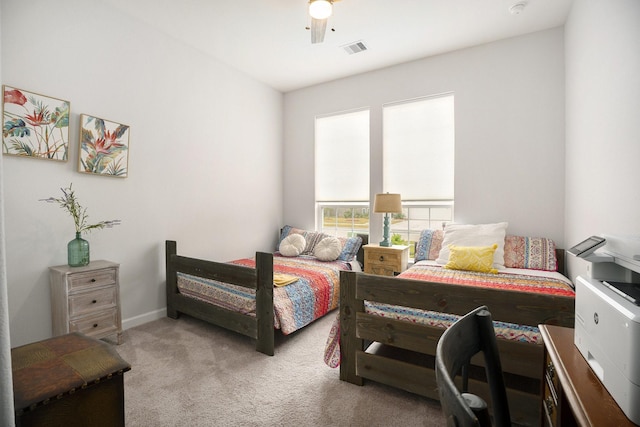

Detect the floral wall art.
xmin=2 ymin=85 xmax=70 ymax=161
xmin=79 ymin=114 xmax=130 ymax=178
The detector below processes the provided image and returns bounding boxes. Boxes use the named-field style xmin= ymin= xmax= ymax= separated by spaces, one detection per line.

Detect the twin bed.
xmin=327 ymin=224 xmax=575 ymax=425
xmin=165 ymin=226 xmax=365 ymax=356
xmin=166 ymin=222 xmax=575 ymax=425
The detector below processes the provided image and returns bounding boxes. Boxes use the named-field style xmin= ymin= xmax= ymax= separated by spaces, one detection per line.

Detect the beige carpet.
xmin=115 ymin=312 xmax=445 ymax=426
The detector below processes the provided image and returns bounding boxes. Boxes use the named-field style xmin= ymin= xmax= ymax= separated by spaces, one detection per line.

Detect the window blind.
xmin=383 ymin=94 xmax=454 ymax=200
xmin=315 ymin=109 xmax=370 ymax=202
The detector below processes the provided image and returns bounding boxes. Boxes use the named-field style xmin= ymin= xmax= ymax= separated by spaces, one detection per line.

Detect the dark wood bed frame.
xmin=166 ymin=241 xmax=276 ymax=355
xmin=339 ymin=249 xmax=574 ymax=426
xmin=166 ymin=235 xmax=368 ymax=356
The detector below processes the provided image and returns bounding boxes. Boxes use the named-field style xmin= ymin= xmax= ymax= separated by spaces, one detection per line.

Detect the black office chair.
xmin=435 ymin=306 xmax=511 ymax=427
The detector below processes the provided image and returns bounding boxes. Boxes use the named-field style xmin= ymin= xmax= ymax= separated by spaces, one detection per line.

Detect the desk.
xmin=539 ymin=325 xmax=635 ymax=427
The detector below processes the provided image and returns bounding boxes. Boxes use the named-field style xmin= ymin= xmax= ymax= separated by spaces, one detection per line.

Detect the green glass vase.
xmin=68 ymin=232 xmax=90 ymax=267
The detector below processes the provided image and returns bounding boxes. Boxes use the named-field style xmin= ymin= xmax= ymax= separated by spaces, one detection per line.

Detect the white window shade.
xmin=383 ymin=94 xmax=454 ymax=200
xmin=315 ymin=109 xmax=370 ymax=201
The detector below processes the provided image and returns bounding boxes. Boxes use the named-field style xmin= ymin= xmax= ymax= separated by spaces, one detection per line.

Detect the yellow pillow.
xmin=444 ymin=244 xmax=498 ymax=274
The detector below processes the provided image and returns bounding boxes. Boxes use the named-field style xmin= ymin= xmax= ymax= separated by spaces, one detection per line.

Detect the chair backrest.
xmin=435 ymin=306 xmax=511 ymax=427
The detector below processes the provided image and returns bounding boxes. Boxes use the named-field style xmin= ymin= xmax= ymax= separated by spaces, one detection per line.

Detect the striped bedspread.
xmin=323 ymin=262 xmax=575 ymax=368
xmin=177 ymin=254 xmax=352 ymax=335
xmin=399 ymin=262 xmax=575 ymax=297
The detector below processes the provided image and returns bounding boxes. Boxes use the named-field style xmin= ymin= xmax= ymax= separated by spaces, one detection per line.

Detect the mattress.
xmin=177 ymin=254 xmax=354 ymax=335
xmin=323 ymin=262 xmax=575 ymax=368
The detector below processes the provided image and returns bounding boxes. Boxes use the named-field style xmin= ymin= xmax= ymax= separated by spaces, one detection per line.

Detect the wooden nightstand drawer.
xmin=369 ymin=264 xmax=396 ymax=276
xmin=69 ymin=309 xmax=119 ymax=337
xmin=68 ymin=268 xmax=116 ymax=292
xmin=363 ymin=244 xmax=409 ymax=276
xmin=365 ymin=249 xmax=402 ymax=265
xmin=69 ymin=285 xmax=118 ymax=317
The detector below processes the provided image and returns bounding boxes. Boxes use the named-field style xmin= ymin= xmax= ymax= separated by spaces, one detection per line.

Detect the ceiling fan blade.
xmin=310 ymin=17 xmax=327 ymax=44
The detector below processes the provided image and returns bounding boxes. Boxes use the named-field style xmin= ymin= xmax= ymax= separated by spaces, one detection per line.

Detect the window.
xmin=316 ymin=202 xmax=369 ymax=238
xmin=313 ymin=95 xmax=454 ymax=248
xmin=315 ymin=109 xmax=370 ymax=237
xmin=383 ymin=94 xmax=455 ymax=255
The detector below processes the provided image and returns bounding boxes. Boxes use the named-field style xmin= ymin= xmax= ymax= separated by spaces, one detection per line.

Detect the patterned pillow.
xmin=503 ymin=235 xmax=557 ymax=271
xmin=336 ymin=235 xmax=363 ymax=262
xmin=414 ymin=229 xmax=444 ymax=262
xmin=444 ymin=244 xmax=498 ymax=274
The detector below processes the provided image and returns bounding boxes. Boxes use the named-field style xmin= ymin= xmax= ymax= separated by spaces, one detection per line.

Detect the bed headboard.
xmin=556 ymin=249 xmax=566 ymax=277
xmin=356 ymin=233 xmax=369 ymax=268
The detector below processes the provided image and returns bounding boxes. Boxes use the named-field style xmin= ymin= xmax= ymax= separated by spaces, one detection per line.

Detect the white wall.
xmin=284 ymin=28 xmax=566 ymax=247
xmin=564 ymin=0 xmax=640 ymax=281
xmin=0 ymin=4 xmax=17 ymax=424
xmin=1 ymin=0 xmax=283 ymax=346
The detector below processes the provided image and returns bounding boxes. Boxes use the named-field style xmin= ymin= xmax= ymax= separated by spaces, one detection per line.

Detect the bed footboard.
xmin=339 ymin=270 xmax=575 ymax=426
xmin=165 ymin=240 xmax=275 ymax=356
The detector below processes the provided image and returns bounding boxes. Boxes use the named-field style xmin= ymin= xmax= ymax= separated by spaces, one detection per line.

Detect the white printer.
xmin=572 ymin=234 xmax=640 ymax=425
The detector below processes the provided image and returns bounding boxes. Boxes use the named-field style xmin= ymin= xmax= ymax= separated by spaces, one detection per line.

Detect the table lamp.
xmin=373 ymin=193 xmax=402 ymax=247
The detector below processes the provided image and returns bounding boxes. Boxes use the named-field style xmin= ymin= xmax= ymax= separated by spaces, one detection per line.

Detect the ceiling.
xmin=101 ymin=0 xmax=573 ymax=92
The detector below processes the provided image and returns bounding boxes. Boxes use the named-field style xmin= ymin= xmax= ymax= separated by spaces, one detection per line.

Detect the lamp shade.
xmin=373 ymin=193 xmax=402 ymax=213
xmin=309 ymin=0 xmax=332 ymax=20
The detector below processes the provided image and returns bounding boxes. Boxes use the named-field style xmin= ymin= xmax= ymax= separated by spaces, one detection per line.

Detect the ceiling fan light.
xmin=309 ymin=0 xmax=332 ymax=20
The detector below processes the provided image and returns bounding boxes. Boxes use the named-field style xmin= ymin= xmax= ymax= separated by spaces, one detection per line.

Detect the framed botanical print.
xmin=2 ymin=85 xmax=70 ymax=161
xmin=78 ymin=114 xmax=130 ymax=178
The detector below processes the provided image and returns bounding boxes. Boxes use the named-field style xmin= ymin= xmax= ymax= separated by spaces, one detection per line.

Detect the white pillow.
xmin=436 ymin=222 xmax=508 ymax=269
xmin=279 ymin=234 xmax=306 ymax=257
xmin=313 ymin=237 xmax=342 ymax=261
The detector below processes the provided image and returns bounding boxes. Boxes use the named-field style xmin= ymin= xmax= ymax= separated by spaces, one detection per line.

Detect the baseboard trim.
xmin=122 ymin=308 xmax=166 ymax=330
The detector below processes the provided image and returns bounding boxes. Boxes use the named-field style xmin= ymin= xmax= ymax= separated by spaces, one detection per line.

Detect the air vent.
xmin=342 ymin=40 xmax=368 ymax=55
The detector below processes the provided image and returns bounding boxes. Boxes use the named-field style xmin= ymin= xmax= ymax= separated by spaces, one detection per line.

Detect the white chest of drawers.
xmin=49 ymin=260 xmax=122 ymax=344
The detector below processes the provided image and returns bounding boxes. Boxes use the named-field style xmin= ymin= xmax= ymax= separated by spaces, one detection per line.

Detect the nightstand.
xmin=49 ymin=260 xmax=122 ymax=344
xmin=363 ymin=244 xmax=409 ymax=276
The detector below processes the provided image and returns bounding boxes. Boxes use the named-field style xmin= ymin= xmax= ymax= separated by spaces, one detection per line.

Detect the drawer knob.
xmin=545 ymin=395 xmax=554 ymax=416
xmin=379 ymin=255 xmax=385 ymax=262
xmin=92 ymin=300 xmax=97 ymax=304
xmin=547 ymin=362 xmax=555 ymax=380
xmin=93 ymin=323 xmax=98 ymax=328
xmin=90 ymin=278 xmax=96 ymax=282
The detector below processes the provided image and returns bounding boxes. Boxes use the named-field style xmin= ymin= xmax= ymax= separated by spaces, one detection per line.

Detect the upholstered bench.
xmin=11 ymin=332 xmax=131 ymax=427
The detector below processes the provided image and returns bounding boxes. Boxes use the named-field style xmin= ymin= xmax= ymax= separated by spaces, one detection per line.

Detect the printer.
xmin=573 ymin=234 xmax=640 ymax=425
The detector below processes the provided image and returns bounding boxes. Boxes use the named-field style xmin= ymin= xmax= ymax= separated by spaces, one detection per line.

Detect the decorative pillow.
xmin=504 ymin=235 xmax=557 ymax=271
xmin=280 ymin=225 xmax=362 ymax=262
xmin=278 ymin=225 xmax=304 ymax=248
xmin=436 ymin=222 xmax=508 ymax=269
xmin=314 ymin=237 xmax=343 ymax=261
xmin=414 ymin=229 xmax=444 ymax=262
xmin=337 ymin=235 xmax=363 ymax=262
xmin=279 ymin=225 xmax=328 ymax=255
xmin=279 ymin=234 xmax=306 ymax=257
xmin=444 ymin=244 xmax=499 ymax=274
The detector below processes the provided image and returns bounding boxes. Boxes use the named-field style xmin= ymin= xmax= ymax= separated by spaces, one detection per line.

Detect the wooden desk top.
xmin=539 ymin=325 xmax=636 ymax=427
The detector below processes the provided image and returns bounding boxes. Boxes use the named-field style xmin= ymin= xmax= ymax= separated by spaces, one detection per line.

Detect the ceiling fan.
xmin=307 ymin=0 xmax=341 ymax=44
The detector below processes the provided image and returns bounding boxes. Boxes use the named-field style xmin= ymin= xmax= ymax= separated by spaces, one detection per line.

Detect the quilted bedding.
xmin=176 ymin=254 xmax=352 ymax=335
xmin=323 ymin=261 xmax=575 ymax=368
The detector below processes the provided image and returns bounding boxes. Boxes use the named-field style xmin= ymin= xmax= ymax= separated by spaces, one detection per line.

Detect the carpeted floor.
xmin=115 ymin=312 xmax=446 ymax=426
